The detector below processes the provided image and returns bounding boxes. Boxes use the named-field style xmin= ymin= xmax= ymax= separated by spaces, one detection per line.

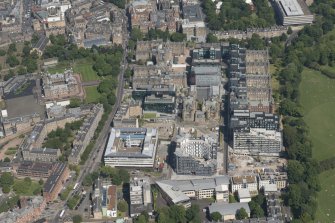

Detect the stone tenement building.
xmin=43 ymin=162 xmax=69 ymax=202
xmin=68 ymin=104 xmax=104 ymax=164
xmin=42 ymin=70 xmax=81 ymax=100
xmin=0 ymin=196 xmax=46 ymax=223
xmin=21 ymin=114 xmax=78 ymax=162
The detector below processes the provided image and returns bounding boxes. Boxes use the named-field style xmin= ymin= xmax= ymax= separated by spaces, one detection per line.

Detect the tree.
xmin=236 ymin=207 xmax=248 ymax=220
xmin=287 ymin=160 xmax=305 ymax=184
xmin=287 ymin=26 xmax=293 ymax=34
xmin=170 ymin=33 xmax=186 ymax=42
xmin=248 ymin=34 xmax=265 ymax=50
xmin=3 ymin=157 xmax=10 ymax=163
xmin=7 ymin=43 xmax=17 ymax=53
xmin=68 ymin=98 xmax=82 ymax=108
xmin=134 ymin=214 xmax=147 ymax=223
xmin=169 ymin=205 xmax=186 ymax=223
xmin=186 ymin=204 xmax=200 ymax=223
xmin=0 ymin=49 xmax=6 ymax=56
xmin=72 ymin=214 xmax=83 ymax=223
xmin=130 ymin=28 xmax=143 ymax=41
xmin=119 ymin=168 xmax=130 ymax=183
xmin=6 ymin=55 xmax=19 ymax=67
xmin=0 ymin=173 xmax=14 ymax=187
xmin=248 ymin=200 xmax=264 ymax=218
xmin=210 ymin=212 xmax=222 ymax=221
xmin=206 ymin=33 xmax=219 ymax=43
xmin=117 ymin=200 xmax=128 ymax=212
xmin=2 ymin=185 xmax=10 ymax=194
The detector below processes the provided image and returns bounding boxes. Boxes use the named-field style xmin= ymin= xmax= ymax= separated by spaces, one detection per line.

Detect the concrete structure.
xmin=208 ymin=202 xmax=250 ymax=221
xmin=181 ymin=4 xmax=207 ymax=42
xmin=43 ymin=162 xmax=69 ymax=202
xmin=0 ymin=196 xmax=46 ymax=223
xmin=104 ymin=128 xmax=158 ymax=167
xmin=173 ymin=134 xmax=217 ymax=176
xmin=228 ymin=45 xmax=282 ymax=156
xmin=231 ymin=175 xmax=258 ymax=195
xmin=157 ymin=176 xmax=230 ymax=207
xmin=274 ymin=0 xmax=314 ymax=25
xmin=129 ymin=177 xmax=153 ymax=217
xmin=143 ymin=94 xmax=175 ymax=114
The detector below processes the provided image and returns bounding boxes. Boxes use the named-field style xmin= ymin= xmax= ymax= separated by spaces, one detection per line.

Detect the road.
xmin=50 ymin=9 xmax=129 ymax=223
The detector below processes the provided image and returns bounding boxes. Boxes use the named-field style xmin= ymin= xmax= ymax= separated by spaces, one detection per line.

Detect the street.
xmin=47 ymin=8 xmax=129 ymax=223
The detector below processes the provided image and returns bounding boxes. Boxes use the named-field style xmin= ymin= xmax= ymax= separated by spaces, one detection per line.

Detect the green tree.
xmin=2 ymin=185 xmax=10 ymax=194
xmin=287 ymin=26 xmax=293 ymax=34
xmin=6 ymin=55 xmax=19 ymax=67
xmin=72 ymin=214 xmax=83 ymax=223
xmin=248 ymin=34 xmax=265 ymax=50
xmin=210 ymin=212 xmax=222 ymax=221
xmin=236 ymin=207 xmax=248 ymax=220
xmin=134 ymin=214 xmax=147 ymax=223
xmin=117 ymin=200 xmax=128 ymax=212
xmin=287 ymin=160 xmax=305 ymax=184
xmin=169 ymin=205 xmax=186 ymax=223
xmin=186 ymin=204 xmax=200 ymax=223
xmin=0 ymin=49 xmax=6 ymax=56
xmin=3 ymin=157 xmax=10 ymax=163
xmin=130 ymin=28 xmax=143 ymax=41
xmin=170 ymin=33 xmax=186 ymax=42
xmin=7 ymin=43 xmax=17 ymax=53
xmin=0 ymin=173 xmax=14 ymax=187
xmin=206 ymin=33 xmax=219 ymax=43
xmin=248 ymin=200 xmax=264 ymax=218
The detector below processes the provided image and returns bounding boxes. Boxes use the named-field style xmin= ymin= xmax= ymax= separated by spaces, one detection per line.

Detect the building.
xmin=68 ymin=104 xmax=104 ymax=164
xmin=258 ymin=171 xmax=288 ymax=191
xmin=143 ymin=94 xmax=175 ymax=114
xmin=0 ymin=196 xmax=46 ymax=223
xmin=102 ymin=184 xmax=117 ymax=217
xmin=274 ymin=0 xmax=314 ymax=25
xmin=173 ymin=134 xmax=217 ymax=176
xmin=41 ymin=70 xmax=81 ymax=100
xmin=191 ymin=65 xmax=221 ymax=100
xmin=129 ymin=177 xmax=153 ymax=217
xmin=43 ymin=162 xmax=69 ymax=202
xmin=238 ymin=188 xmax=251 ymax=203
xmin=104 ymin=128 xmax=158 ymax=167
xmin=16 ymin=161 xmax=53 ymax=179
xmin=181 ymin=4 xmax=207 ymax=42
xmin=21 ymin=115 xmax=78 ymax=162
xmin=231 ymin=175 xmax=258 ymax=195
xmin=156 ymin=176 xmax=230 ymax=207
xmin=233 ymin=128 xmax=282 ymax=156
xmin=208 ymin=202 xmax=250 ymax=221
xmin=228 ymin=45 xmax=282 ymax=157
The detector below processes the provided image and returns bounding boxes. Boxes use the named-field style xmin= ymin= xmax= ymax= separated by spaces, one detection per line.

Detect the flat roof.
xmin=208 ymin=202 xmax=250 ymax=216
xmin=278 ymin=0 xmax=303 ymax=16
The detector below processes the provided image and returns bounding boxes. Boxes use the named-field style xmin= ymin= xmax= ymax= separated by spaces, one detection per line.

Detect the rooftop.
xmin=208 ymin=202 xmax=250 ymax=216
xmin=104 ymin=127 xmax=158 ymax=158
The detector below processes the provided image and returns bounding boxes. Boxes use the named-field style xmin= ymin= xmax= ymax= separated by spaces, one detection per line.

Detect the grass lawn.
xmin=299 ymin=68 xmax=335 ymax=221
xmin=73 ymin=61 xmax=99 ymax=82
xmin=299 ymin=68 xmax=335 ymax=161
xmin=47 ymin=62 xmax=71 ymax=74
xmin=315 ymin=169 xmax=335 ymax=222
xmin=13 ymin=179 xmax=42 ymax=196
xmin=84 ymin=86 xmax=101 ymax=103
xmin=143 ymin=113 xmax=157 ymax=119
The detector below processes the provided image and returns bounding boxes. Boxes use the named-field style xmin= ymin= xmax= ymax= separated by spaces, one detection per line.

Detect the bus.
xmin=73 ymin=183 xmax=79 ymax=190
xmin=59 ymin=209 xmax=65 ymax=218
